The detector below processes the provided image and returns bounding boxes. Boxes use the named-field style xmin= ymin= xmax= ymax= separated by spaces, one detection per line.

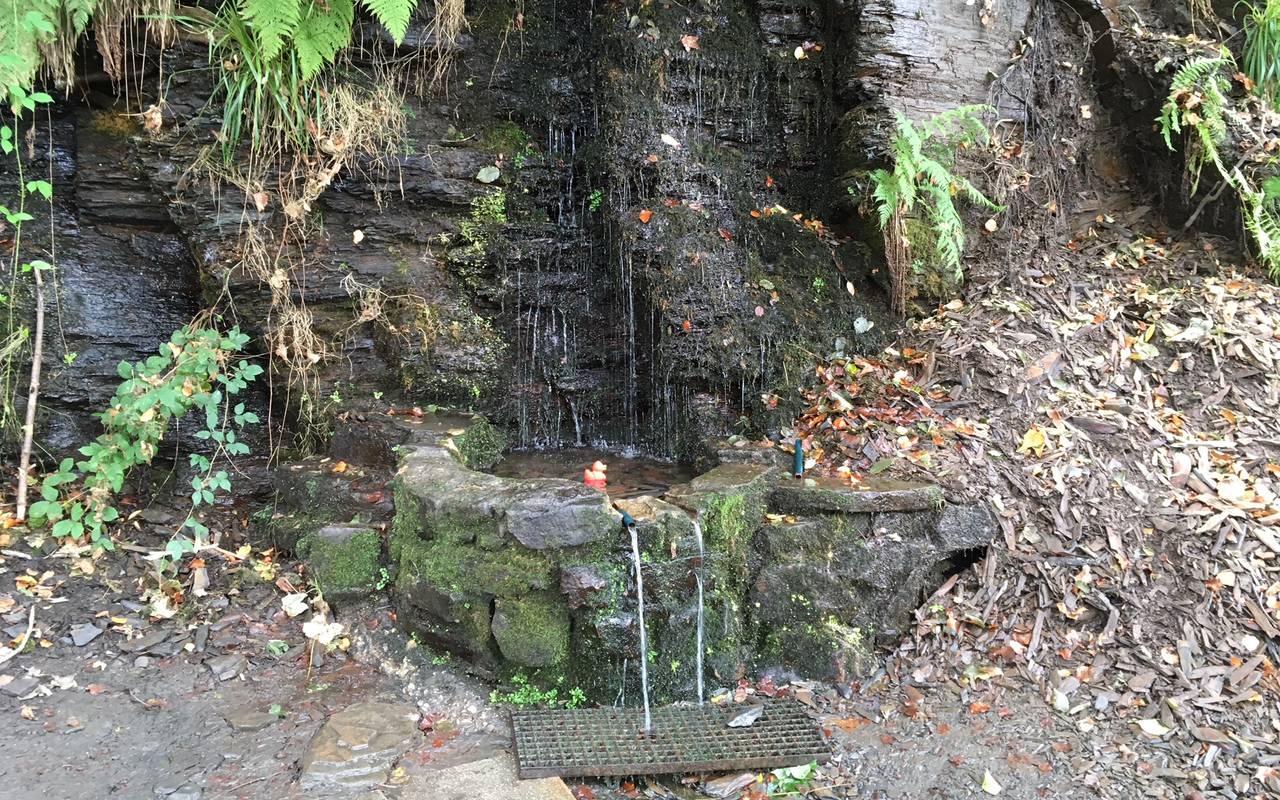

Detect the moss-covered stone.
xmin=395 ymin=539 xmax=495 ymax=659
xmin=398 ymin=534 xmax=553 ymax=598
xmin=299 ymin=526 xmax=381 ymax=601
xmin=453 ymin=416 xmax=508 ymax=470
xmin=492 ymin=594 xmax=570 ymax=668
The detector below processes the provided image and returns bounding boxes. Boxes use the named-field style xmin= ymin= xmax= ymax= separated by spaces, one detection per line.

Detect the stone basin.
xmin=280 ymin=412 xmax=993 ymax=696
xmin=299 ymin=416 xmax=996 ymax=703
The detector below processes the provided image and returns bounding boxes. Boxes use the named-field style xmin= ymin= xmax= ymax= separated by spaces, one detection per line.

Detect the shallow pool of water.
xmin=489 ymin=448 xmax=693 ymax=499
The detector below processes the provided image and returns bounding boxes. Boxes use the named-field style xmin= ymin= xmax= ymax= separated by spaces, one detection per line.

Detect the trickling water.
xmin=627 ymin=523 xmax=653 ymax=735
xmin=692 ymin=518 xmax=705 ymax=705
xmin=566 ymin=397 xmax=584 ymax=446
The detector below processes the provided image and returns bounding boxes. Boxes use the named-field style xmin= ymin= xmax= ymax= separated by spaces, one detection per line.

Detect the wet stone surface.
xmin=298 ymin=701 xmax=422 ymax=791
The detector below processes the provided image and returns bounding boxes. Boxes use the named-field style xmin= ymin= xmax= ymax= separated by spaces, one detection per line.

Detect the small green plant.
xmin=1158 ymin=52 xmax=1232 ymax=193
xmin=588 ymin=188 xmax=603 ymax=212
xmin=1241 ymin=0 xmax=1280 ymax=106
xmin=489 ymin=673 xmax=587 ymax=708
xmin=809 ymin=276 xmax=826 ymax=302
xmin=375 ymin=566 xmax=391 ymax=590
xmin=768 ymin=761 xmax=819 ymax=797
xmin=267 ymin=639 xmax=290 ymax=655
xmin=28 ymin=325 xmax=263 ymax=551
xmin=1158 ymin=51 xmax=1280 ymax=279
xmin=863 ymin=105 xmax=1000 ymax=311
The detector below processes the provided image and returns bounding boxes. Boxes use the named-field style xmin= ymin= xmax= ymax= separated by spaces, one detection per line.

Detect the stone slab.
xmin=397 ymin=753 xmax=574 ymax=800
xmin=299 ymin=701 xmax=421 ymax=791
xmin=770 ymin=476 xmax=943 ymax=514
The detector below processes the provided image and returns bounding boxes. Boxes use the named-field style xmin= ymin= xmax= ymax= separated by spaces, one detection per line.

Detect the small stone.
xmin=134 ymin=656 xmax=152 ymax=668
xmin=118 ymin=629 xmax=169 ymax=654
xmin=223 ymin=707 xmax=277 ymax=732
xmin=1 ymin=676 xmax=38 ymax=697
xmin=703 ymin=773 xmax=758 ymax=798
xmin=205 ymin=654 xmax=246 ymax=682
xmin=167 ymin=787 xmax=202 ymax=800
xmin=559 ymin=565 xmax=609 ymax=609
xmin=70 ymin=623 xmax=103 ymax=647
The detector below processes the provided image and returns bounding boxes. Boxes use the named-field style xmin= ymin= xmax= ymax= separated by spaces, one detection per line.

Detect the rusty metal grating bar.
xmin=511 ymin=700 xmax=829 ymax=779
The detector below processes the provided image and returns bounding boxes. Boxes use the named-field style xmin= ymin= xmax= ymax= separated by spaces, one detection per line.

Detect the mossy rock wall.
xmin=390 ymin=443 xmax=995 ymax=703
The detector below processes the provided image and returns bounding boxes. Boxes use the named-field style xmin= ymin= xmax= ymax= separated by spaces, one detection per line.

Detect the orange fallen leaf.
xmin=638 ymin=209 xmax=653 ymax=224
xmin=681 ymin=319 xmax=692 ymax=332
xmin=332 ymin=461 xmax=348 ymax=474
xmin=680 ymin=34 xmax=699 ymax=51
xmin=718 ymin=228 xmax=733 ymax=241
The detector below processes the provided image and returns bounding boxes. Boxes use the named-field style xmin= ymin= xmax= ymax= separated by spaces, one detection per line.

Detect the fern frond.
xmin=359 ymin=0 xmax=415 ymax=44
xmin=925 ymin=104 xmax=993 ymax=145
xmin=240 ymin=0 xmax=301 ymax=61
xmin=294 ymin=0 xmax=353 ymax=80
xmin=869 ymin=168 xmax=898 ymax=228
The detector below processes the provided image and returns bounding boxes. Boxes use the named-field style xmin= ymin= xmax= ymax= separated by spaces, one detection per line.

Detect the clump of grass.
xmin=1241 ymin=0 xmax=1280 ymax=107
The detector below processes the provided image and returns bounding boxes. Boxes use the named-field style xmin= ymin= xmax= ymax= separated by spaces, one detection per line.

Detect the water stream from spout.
xmin=692 ymin=518 xmax=705 ymax=705
xmin=627 ymin=523 xmax=653 ymax=734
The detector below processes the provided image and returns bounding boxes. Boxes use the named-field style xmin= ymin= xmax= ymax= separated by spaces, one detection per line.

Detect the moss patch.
xmin=493 ymin=594 xmax=570 ymax=668
xmin=454 ymin=416 xmax=508 ymax=470
xmin=299 ymin=527 xmax=381 ymax=600
xmin=398 ymin=534 xmax=553 ymax=598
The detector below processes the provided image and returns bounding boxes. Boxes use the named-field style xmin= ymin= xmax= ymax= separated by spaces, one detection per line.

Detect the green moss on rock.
xmin=299 ymin=526 xmax=381 ymax=600
xmin=454 ymin=417 xmax=508 ymax=470
xmin=492 ymin=594 xmax=570 ymax=668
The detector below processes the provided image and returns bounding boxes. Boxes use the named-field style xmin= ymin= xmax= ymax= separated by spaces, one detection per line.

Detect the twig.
xmin=1182 ymin=145 xmax=1262 ymax=232
xmin=15 ymin=264 xmax=44 ymax=521
xmin=0 ymin=604 xmax=36 ymax=665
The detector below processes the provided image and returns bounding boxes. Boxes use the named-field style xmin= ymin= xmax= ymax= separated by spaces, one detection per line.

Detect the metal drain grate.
xmin=511 ymin=700 xmax=829 ymax=779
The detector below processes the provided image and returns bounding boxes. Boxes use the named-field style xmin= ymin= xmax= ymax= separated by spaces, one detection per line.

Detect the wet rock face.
xmin=15 ymin=0 xmax=1053 ymax=461
xmin=389 ymin=435 xmax=995 ymax=702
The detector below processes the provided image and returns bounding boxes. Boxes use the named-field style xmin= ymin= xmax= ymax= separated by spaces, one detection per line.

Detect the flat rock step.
xmin=391 ymin=753 xmax=574 ymax=800
xmin=770 ymin=477 xmax=943 ymax=514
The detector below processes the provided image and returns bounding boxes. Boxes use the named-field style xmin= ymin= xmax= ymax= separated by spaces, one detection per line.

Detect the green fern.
xmin=1242 ymin=186 xmax=1280 ymax=280
xmin=359 ymin=0 xmax=412 ymax=43
xmin=215 ymin=0 xmax=419 ymax=158
xmin=1158 ymin=52 xmax=1232 ymax=191
xmin=294 ymin=0 xmax=354 ymax=80
xmin=240 ymin=0 xmax=301 ymax=62
xmin=0 ymin=0 xmax=99 ymax=104
xmin=866 ymin=106 xmax=1001 ymax=282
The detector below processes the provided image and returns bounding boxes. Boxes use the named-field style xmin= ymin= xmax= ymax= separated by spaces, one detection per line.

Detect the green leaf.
xmin=359 ymin=0 xmax=415 ymax=44
xmin=239 ymin=0 xmax=303 ymax=62
xmin=294 ymin=0 xmax=355 ymax=81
